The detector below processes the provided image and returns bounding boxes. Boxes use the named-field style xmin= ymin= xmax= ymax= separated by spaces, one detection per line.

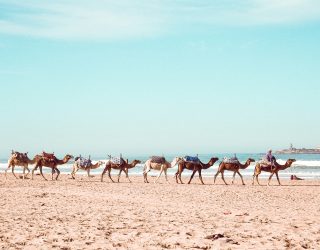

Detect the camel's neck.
xmin=278 ymin=161 xmax=293 ymax=170
xmin=201 ymin=160 xmax=214 ymax=169
xmin=170 ymin=160 xmax=177 ymax=167
xmin=57 ymin=157 xmax=70 ymax=165
xmin=239 ymin=160 xmax=251 ymax=169
xmin=127 ymin=161 xmax=138 ymax=169
xmin=28 ymin=157 xmax=37 ymax=164
xmin=90 ymin=162 xmax=101 ymax=169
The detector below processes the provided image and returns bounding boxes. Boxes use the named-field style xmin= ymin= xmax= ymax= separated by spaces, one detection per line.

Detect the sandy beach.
xmin=0 ymin=173 xmax=319 ymax=249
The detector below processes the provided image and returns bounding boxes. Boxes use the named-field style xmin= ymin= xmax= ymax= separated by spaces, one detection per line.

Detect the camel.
xmin=252 ymin=159 xmax=296 ymax=186
xmin=175 ymin=157 xmax=219 ymax=185
xmin=31 ymin=154 xmax=74 ymax=181
xmin=214 ymin=158 xmax=255 ymax=185
xmin=143 ymin=157 xmax=182 ymax=183
xmin=5 ymin=151 xmax=37 ymax=179
xmin=71 ymin=160 xmax=104 ymax=179
xmin=101 ymin=159 xmax=141 ymax=183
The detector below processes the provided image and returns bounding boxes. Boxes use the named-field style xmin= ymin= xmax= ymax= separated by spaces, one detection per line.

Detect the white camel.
xmin=143 ymin=157 xmax=182 ymax=183
xmin=71 ymin=160 xmax=104 ymax=179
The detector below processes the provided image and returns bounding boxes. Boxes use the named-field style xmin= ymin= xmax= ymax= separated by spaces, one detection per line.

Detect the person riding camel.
xmin=266 ymin=149 xmax=276 ymax=170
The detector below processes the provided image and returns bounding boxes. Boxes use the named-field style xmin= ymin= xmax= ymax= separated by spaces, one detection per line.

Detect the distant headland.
xmin=275 ymin=144 xmax=320 ymax=154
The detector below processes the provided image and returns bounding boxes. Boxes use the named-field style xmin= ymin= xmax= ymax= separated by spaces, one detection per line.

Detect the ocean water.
xmin=1 ymin=153 xmax=320 ymax=180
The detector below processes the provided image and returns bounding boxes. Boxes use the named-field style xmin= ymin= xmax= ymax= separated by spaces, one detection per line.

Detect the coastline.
xmin=1 ymin=174 xmax=319 ymax=249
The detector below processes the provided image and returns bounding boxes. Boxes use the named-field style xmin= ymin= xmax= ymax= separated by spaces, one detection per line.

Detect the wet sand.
xmin=0 ymin=173 xmax=319 ymax=249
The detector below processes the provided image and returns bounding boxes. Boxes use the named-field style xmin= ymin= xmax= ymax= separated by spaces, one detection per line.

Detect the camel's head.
xmin=175 ymin=157 xmax=183 ymax=164
xmin=65 ymin=154 xmax=74 ymax=161
xmin=209 ymin=157 xmax=219 ymax=165
xmin=287 ymin=159 xmax=296 ymax=165
xmin=248 ymin=158 xmax=255 ymax=163
xmin=132 ymin=159 xmax=141 ymax=165
xmin=97 ymin=161 xmax=104 ymax=166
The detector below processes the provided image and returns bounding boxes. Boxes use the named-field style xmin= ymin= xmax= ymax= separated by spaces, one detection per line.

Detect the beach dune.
xmin=0 ymin=174 xmax=319 ymax=249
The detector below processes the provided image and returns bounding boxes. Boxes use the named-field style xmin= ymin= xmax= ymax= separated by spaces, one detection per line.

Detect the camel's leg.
xmin=51 ymin=168 xmax=55 ymax=181
xmin=55 ymin=168 xmax=60 ymax=180
xmin=108 ymin=168 xmax=115 ymax=183
xmin=124 ymin=169 xmax=132 ymax=183
xmin=22 ymin=167 xmax=25 ymax=180
xmin=237 ymin=171 xmax=245 ymax=185
xmin=143 ymin=166 xmax=151 ymax=183
xmin=267 ymin=173 xmax=274 ymax=186
xmin=221 ymin=170 xmax=228 ymax=185
xmin=178 ymin=168 xmax=184 ymax=184
xmin=101 ymin=167 xmax=107 ymax=182
xmin=31 ymin=166 xmax=37 ymax=180
xmin=72 ymin=167 xmax=79 ymax=179
xmin=252 ymin=173 xmax=255 ymax=185
xmin=213 ymin=171 xmax=220 ymax=184
xmin=256 ymin=174 xmax=261 ymax=186
xmin=71 ymin=165 xmax=76 ymax=179
xmin=275 ymin=172 xmax=281 ymax=186
xmin=87 ymin=169 xmax=94 ymax=178
xmin=39 ymin=167 xmax=47 ymax=181
xmin=25 ymin=167 xmax=30 ymax=178
xmin=188 ymin=170 xmax=197 ymax=184
xmin=164 ymin=169 xmax=169 ymax=183
xmin=231 ymin=171 xmax=236 ymax=184
xmin=11 ymin=165 xmax=19 ymax=179
xmin=155 ymin=166 xmax=164 ymax=184
xmin=199 ymin=169 xmax=205 ymax=185
xmin=174 ymin=171 xmax=179 ymax=184
xmin=5 ymin=165 xmax=12 ymax=179
xmin=118 ymin=169 xmax=123 ymax=183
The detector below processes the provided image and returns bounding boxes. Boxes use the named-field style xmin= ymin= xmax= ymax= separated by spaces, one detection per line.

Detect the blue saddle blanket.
xmin=77 ymin=157 xmax=92 ymax=168
xmin=184 ymin=156 xmax=200 ymax=163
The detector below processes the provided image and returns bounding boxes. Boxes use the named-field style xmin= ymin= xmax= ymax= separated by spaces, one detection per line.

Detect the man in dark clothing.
xmin=266 ymin=149 xmax=276 ymax=170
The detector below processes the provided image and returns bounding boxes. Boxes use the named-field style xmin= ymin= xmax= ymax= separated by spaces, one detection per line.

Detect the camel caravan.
xmin=2 ymin=150 xmax=297 ymax=185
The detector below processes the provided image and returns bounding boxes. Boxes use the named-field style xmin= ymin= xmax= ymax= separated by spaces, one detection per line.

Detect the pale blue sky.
xmin=0 ymin=0 xmax=320 ymax=157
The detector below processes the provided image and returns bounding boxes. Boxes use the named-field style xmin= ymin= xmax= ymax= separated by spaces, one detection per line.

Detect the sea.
xmin=1 ymin=153 xmax=320 ymax=180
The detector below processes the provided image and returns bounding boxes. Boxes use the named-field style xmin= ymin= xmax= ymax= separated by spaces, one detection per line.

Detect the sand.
xmin=0 ymin=173 xmax=319 ymax=249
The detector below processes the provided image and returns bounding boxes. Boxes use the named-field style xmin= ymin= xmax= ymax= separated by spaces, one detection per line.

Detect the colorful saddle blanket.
xmin=184 ymin=156 xmax=200 ymax=163
xmin=77 ymin=157 xmax=92 ymax=168
xmin=223 ymin=157 xmax=240 ymax=164
xmin=151 ymin=156 xmax=166 ymax=164
xmin=109 ymin=156 xmax=125 ymax=165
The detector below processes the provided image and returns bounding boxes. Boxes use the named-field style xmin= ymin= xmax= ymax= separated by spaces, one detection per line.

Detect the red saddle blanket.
xmin=42 ymin=152 xmax=55 ymax=160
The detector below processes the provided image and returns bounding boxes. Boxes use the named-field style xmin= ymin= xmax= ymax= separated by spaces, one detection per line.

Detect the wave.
xmin=277 ymin=159 xmax=320 ymax=167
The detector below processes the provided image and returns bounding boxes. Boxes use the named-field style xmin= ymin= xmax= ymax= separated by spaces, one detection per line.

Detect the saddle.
xmin=184 ymin=155 xmax=200 ymax=164
xmin=12 ymin=150 xmax=28 ymax=161
xmin=150 ymin=156 xmax=166 ymax=164
xmin=76 ymin=155 xmax=92 ymax=168
xmin=223 ymin=156 xmax=240 ymax=164
xmin=258 ymin=158 xmax=272 ymax=166
xmin=109 ymin=155 xmax=125 ymax=166
xmin=42 ymin=151 xmax=56 ymax=161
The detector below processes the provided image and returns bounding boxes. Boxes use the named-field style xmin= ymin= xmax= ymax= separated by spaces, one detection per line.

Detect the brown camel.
xmin=31 ymin=153 xmax=74 ymax=181
xmin=5 ymin=151 xmax=37 ymax=179
xmin=175 ymin=157 xmax=219 ymax=185
xmin=71 ymin=160 xmax=104 ymax=179
xmin=214 ymin=158 xmax=255 ymax=185
xmin=101 ymin=159 xmax=141 ymax=183
xmin=252 ymin=159 xmax=296 ymax=186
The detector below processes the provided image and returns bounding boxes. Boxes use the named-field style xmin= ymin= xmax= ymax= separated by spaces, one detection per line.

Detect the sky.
xmin=0 ymin=0 xmax=320 ymax=158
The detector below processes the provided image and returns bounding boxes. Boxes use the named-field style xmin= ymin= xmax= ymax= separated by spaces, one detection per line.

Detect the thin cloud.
xmin=0 ymin=0 xmax=319 ymax=40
